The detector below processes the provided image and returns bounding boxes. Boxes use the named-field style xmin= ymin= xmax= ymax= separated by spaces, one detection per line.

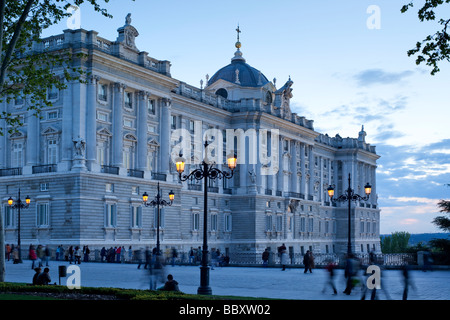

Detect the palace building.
xmin=0 ymin=16 xmax=381 ymax=260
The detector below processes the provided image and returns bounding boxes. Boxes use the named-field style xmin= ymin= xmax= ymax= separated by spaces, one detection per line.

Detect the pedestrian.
xmin=323 ymin=260 xmax=337 ymax=295
xmin=32 ymin=267 xmax=42 ymax=285
xmin=44 ymin=245 xmax=51 ymax=266
xmin=100 ymin=247 xmax=106 ymax=262
xmin=189 ymin=247 xmax=195 ymax=265
xmin=121 ymin=246 xmax=127 ymax=263
xmin=74 ymin=246 xmax=81 ymax=264
xmin=37 ymin=245 xmax=44 ymax=267
xmin=12 ymin=245 xmax=20 ymax=264
xmin=116 ymin=246 xmax=121 ymax=263
xmin=262 ymin=249 xmax=269 ymax=267
xmin=157 ymin=274 xmax=180 ymax=292
xmin=343 ymin=253 xmax=360 ymax=295
xmin=37 ymin=267 xmax=52 ymax=285
xmin=280 ymin=248 xmax=288 ymax=271
xmin=83 ymin=245 xmax=90 ymax=262
xmin=128 ymin=246 xmax=133 ymax=262
xmin=303 ymin=250 xmax=312 ymax=273
xmin=68 ymin=245 xmax=74 ymax=264
xmin=278 ymin=243 xmax=287 ymax=270
xmin=5 ymin=244 xmax=11 ymax=261
xmin=402 ymin=261 xmax=416 ymax=300
xmin=171 ymin=247 xmax=178 ymax=267
xmin=55 ymin=245 xmax=61 ymax=261
xmin=29 ymin=245 xmax=37 ymax=269
xmin=137 ymin=248 xmax=144 ymax=269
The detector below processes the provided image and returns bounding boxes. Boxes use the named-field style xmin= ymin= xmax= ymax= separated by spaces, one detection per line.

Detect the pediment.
xmin=42 ymin=126 xmax=60 ymax=135
xmin=97 ymin=127 xmax=112 ymax=137
xmin=9 ymin=130 xmax=26 ymax=139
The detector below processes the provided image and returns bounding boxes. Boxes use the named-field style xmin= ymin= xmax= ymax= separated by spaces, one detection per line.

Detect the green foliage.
xmin=401 ymin=0 xmax=450 ymax=75
xmin=380 ymin=231 xmax=411 ymax=253
xmin=0 ymin=0 xmax=126 ymax=136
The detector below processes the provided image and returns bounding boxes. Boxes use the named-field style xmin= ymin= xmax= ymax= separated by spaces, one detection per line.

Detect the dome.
xmin=208 ymin=49 xmax=269 ymax=88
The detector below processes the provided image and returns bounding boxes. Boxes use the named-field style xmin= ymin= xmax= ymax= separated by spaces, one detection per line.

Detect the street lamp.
xmin=142 ymin=182 xmax=174 ymax=256
xmin=8 ymin=188 xmax=31 ymax=263
xmin=327 ymin=173 xmax=371 ymax=255
xmin=176 ymin=140 xmax=237 ymax=295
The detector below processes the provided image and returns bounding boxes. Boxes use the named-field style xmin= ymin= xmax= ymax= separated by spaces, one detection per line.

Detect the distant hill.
xmin=381 ymin=233 xmax=450 ymax=246
xmin=408 ymin=233 xmax=449 ymax=246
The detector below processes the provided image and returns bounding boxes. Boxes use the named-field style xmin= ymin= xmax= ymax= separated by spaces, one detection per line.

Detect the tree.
xmin=0 ymin=0 xmax=133 ymax=282
xmin=381 ymin=231 xmax=411 ymax=253
xmin=429 ymin=196 xmax=450 ymax=257
xmin=401 ymin=0 xmax=450 ymax=75
xmin=0 ymin=0 xmax=115 ymax=136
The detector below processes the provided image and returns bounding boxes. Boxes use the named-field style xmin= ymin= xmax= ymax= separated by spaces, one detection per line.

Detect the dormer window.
xmin=215 ymin=88 xmax=228 ymax=99
xmin=265 ymin=91 xmax=273 ymax=104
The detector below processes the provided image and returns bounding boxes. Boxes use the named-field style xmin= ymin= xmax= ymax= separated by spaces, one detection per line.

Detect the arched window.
xmin=215 ymin=88 xmax=228 ymax=99
xmin=265 ymin=91 xmax=272 ymax=104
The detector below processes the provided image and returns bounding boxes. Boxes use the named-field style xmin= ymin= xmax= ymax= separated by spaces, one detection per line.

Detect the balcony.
xmin=32 ymin=164 xmax=57 ymax=174
xmin=102 ymin=165 xmax=119 ymax=175
xmin=207 ymin=186 xmax=219 ymax=193
xmin=284 ymin=192 xmax=305 ymax=199
xmin=128 ymin=169 xmax=144 ymax=179
xmin=0 ymin=167 xmax=22 ymax=177
xmin=265 ymin=189 xmax=272 ymax=196
xmin=151 ymin=172 xmax=166 ymax=181
xmin=188 ymin=184 xmax=202 ymax=191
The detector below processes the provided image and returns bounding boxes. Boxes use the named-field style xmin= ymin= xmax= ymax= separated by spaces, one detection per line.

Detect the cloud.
xmin=354 ymin=69 xmax=414 ymax=86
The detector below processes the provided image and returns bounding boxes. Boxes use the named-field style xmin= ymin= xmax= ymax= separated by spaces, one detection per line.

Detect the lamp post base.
xmin=197 ymin=266 xmax=212 ymax=295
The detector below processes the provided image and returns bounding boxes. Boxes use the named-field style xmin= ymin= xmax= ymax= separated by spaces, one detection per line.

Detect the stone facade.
xmin=0 ymin=17 xmax=380 ymax=260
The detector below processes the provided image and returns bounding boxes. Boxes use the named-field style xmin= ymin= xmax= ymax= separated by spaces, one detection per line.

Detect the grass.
xmin=0 ymin=282 xmax=270 ymax=301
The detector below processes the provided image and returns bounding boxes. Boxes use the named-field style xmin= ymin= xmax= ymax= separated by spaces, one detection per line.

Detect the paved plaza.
xmin=3 ymin=259 xmax=450 ymax=300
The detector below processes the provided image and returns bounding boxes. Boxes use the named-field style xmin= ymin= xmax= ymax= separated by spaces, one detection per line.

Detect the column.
xmin=60 ymin=79 xmax=73 ymax=172
xmin=137 ymin=91 xmax=149 ymax=173
xmin=25 ymin=107 xmax=38 ymax=173
xmin=308 ymin=145 xmax=314 ymax=200
xmin=112 ymin=83 xmax=125 ymax=170
xmin=299 ymin=143 xmax=305 ymax=197
xmin=290 ymin=141 xmax=298 ymax=194
xmin=71 ymin=78 xmax=87 ymax=171
xmin=277 ymin=136 xmax=284 ymax=196
xmin=159 ymin=98 xmax=171 ymax=177
xmin=86 ymin=75 xmax=99 ymax=171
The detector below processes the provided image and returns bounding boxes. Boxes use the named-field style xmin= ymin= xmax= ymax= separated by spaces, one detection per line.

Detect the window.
xmin=4 ymin=206 xmax=14 ymax=228
xmin=211 ymin=213 xmax=218 ymax=231
xmin=40 ymin=183 xmax=49 ymax=192
xmin=12 ymin=143 xmax=23 ymax=167
xmin=98 ymin=84 xmax=108 ymax=101
xmin=266 ymin=215 xmax=273 ymax=231
xmin=105 ymin=203 xmax=117 ymax=227
xmin=148 ymin=99 xmax=155 ymax=115
xmin=97 ymin=112 xmax=108 ymax=122
xmin=131 ymin=206 xmax=142 ymax=228
xmin=124 ymin=92 xmax=133 ymax=109
xmin=105 ymin=183 xmax=114 ymax=193
xmin=131 ymin=186 xmax=139 ymax=195
xmin=189 ymin=120 xmax=195 ymax=133
xmin=123 ymin=118 xmax=133 ymax=128
xmin=171 ymin=115 xmax=177 ymax=129
xmin=276 ymin=215 xmax=283 ymax=232
xmin=37 ymin=203 xmax=50 ymax=227
xmin=192 ymin=211 xmax=200 ymax=231
xmin=300 ymin=217 xmax=306 ymax=232
xmin=47 ymin=139 xmax=57 ymax=164
xmin=47 ymin=111 xmax=58 ymax=120
xmin=215 ymin=88 xmax=228 ymax=99
xmin=360 ymin=221 xmax=365 ymax=233
xmin=224 ymin=213 xmax=232 ymax=232
xmin=308 ymin=218 xmax=314 ymax=232
xmin=283 ymin=140 xmax=289 ymax=152
xmin=47 ymin=85 xmax=59 ymax=100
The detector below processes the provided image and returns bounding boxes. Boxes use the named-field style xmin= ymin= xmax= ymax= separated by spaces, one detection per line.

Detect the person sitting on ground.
xmin=158 ymin=274 xmax=180 ymax=292
xmin=37 ymin=267 xmax=52 ymax=285
xmin=32 ymin=267 xmax=42 ymax=285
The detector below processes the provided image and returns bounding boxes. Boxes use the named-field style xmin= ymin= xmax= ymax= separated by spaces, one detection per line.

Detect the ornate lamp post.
xmin=176 ymin=140 xmax=237 ymax=295
xmin=142 ymin=182 xmax=174 ymax=256
xmin=8 ymin=188 xmax=31 ymax=263
xmin=327 ymin=173 xmax=371 ymax=255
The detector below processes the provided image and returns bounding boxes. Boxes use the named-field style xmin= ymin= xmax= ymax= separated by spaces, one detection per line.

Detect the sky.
xmin=43 ymin=0 xmax=450 ymax=235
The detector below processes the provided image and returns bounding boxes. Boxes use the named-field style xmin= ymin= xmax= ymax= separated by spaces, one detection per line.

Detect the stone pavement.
xmin=3 ymin=259 xmax=450 ymax=300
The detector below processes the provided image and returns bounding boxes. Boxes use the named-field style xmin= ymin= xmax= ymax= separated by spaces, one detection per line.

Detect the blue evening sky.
xmin=43 ymin=0 xmax=450 ymax=234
